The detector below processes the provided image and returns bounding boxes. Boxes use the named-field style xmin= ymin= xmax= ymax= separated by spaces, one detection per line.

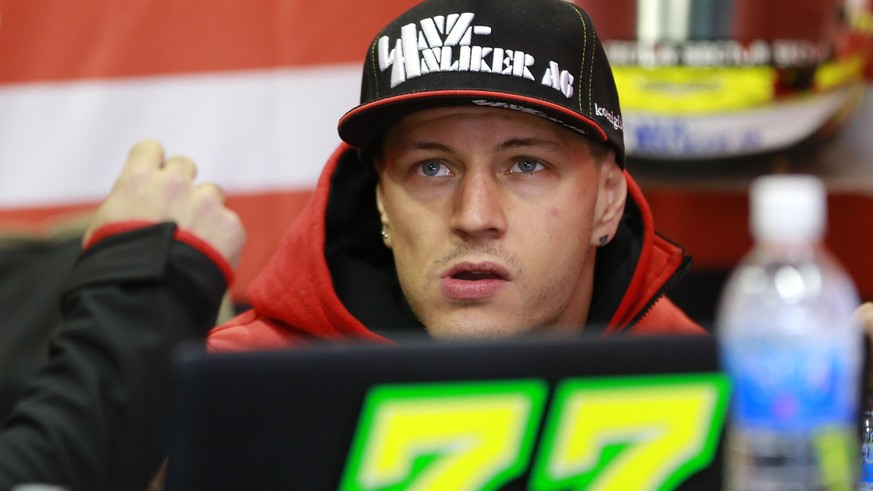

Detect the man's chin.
xmin=425 ymin=318 xmax=532 ymax=341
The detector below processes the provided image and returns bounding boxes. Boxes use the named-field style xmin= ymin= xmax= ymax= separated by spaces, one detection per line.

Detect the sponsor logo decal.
xmin=595 ymin=103 xmax=623 ymax=130
xmin=631 ymin=120 xmax=762 ymax=156
xmin=376 ymin=12 xmax=623 ymax=134
xmin=377 ymin=12 xmax=575 ymax=98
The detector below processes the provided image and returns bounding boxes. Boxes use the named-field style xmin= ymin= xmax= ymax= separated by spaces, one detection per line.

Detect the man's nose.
xmin=450 ymin=170 xmax=507 ymax=240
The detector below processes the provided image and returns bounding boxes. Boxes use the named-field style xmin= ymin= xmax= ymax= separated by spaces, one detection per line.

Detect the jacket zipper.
xmin=627 ymin=255 xmax=693 ymax=329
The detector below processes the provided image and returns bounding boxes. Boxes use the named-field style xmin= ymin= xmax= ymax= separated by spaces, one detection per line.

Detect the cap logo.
xmin=594 ymin=102 xmax=623 ymax=130
xmin=377 ymin=12 xmax=576 ymax=99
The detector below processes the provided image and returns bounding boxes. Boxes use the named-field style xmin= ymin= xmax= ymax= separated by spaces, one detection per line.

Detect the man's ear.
xmin=590 ymin=154 xmax=627 ymax=248
xmin=375 ymin=182 xmax=392 ymax=248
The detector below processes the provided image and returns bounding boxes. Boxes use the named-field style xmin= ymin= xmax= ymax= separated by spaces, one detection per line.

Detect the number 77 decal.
xmin=339 ymin=374 xmax=729 ymax=491
xmin=339 ymin=380 xmax=548 ymax=491
xmin=530 ymin=374 xmax=729 ymax=491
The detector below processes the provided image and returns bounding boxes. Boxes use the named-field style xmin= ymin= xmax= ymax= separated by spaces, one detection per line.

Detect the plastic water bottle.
xmin=717 ymin=174 xmax=863 ymax=490
xmin=861 ymin=411 xmax=873 ymax=490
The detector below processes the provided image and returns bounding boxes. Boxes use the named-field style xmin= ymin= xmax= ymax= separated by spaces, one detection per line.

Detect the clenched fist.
xmin=84 ymin=140 xmax=246 ymax=267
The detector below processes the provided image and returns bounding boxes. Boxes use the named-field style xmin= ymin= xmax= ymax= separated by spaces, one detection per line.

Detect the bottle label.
xmin=861 ymin=414 xmax=873 ymax=486
xmin=722 ymin=340 xmax=857 ymax=431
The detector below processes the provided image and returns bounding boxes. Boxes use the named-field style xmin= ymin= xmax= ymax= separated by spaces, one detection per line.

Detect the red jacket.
xmin=208 ymin=145 xmax=704 ymax=351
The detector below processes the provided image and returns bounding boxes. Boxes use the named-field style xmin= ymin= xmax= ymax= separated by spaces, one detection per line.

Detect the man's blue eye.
xmin=419 ymin=161 xmax=449 ymax=177
xmin=511 ymin=158 xmax=543 ymax=174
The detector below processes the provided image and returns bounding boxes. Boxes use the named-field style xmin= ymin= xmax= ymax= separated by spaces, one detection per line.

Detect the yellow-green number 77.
xmin=339 ymin=374 xmax=728 ymax=491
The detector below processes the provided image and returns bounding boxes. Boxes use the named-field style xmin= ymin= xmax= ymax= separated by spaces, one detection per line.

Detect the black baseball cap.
xmin=337 ymin=0 xmax=626 ymax=167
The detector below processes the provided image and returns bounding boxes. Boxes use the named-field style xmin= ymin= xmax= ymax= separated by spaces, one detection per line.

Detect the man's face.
xmin=375 ymin=106 xmax=624 ymax=339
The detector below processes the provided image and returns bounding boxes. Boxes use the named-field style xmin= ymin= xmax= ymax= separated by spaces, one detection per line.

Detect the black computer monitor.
xmin=166 ymin=334 xmax=727 ymax=490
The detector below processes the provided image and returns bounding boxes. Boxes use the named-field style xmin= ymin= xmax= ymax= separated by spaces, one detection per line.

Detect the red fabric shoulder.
xmin=629 ymin=297 xmax=707 ymax=335
xmin=207 ymin=308 xmax=396 ymax=352
xmin=207 ymin=310 xmax=302 ymax=352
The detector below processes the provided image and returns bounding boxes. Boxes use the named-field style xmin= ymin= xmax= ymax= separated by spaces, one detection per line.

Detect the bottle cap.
xmin=750 ymin=174 xmax=826 ymax=242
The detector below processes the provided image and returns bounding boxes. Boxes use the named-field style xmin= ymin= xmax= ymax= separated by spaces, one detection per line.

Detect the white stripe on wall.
xmin=0 ymin=63 xmax=361 ymax=207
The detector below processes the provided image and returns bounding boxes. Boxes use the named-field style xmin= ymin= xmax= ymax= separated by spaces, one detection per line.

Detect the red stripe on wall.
xmin=645 ymin=187 xmax=873 ymax=301
xmin=225 ymin=190 xmax=314 ymax=303
xmin=0 ymin=0 xmax=418 ymax=84
xmin=0 ymin=189 xmax=314 ymax=303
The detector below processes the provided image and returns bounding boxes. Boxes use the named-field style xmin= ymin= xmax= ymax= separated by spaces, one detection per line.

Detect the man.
xmin=207 ymin=0 xmax=704 ymax=351
xmin=0 ymin=142 xmax=245 ymax=491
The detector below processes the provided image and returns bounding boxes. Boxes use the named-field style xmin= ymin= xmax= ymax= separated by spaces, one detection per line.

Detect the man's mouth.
xmin=441 ymin=262 xmax=510 ymax=300
xmin=452 ymin=270 xmax=502 ymax=281
xmin=446 ymin=262 xmax=510 ymax=280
